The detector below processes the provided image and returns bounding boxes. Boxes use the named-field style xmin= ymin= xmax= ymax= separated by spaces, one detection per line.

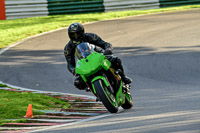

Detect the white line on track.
xmin=26 ymin=107 xmax=124 ymax=133
xmin=26 ymin=113 xmax=112 ymax=133
xmin=0 ymin=81 xmax=95 ymax=99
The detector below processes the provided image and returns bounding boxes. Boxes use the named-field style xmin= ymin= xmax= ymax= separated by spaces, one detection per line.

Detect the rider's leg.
xmin=107 ymin=56 xmax=132 ymax=84
xmin=74 ymin=75 xmax=87 ymax=90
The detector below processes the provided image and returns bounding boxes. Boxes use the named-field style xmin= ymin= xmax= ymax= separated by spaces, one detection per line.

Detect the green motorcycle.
xmin=75 ymin=42 xmax=133 ymax=113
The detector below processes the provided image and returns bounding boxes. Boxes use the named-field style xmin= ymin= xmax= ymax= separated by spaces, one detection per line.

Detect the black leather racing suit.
xmin=64 ymin=33 xmax=125 ymax=90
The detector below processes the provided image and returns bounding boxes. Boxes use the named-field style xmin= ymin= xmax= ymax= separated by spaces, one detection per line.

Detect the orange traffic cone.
xmin=24 ymin=104 xmax=34 ymax=118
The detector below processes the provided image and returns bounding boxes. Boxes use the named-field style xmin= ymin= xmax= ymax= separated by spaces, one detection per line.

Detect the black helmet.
xmin=68 ymin=23 xmax=84 ymax=44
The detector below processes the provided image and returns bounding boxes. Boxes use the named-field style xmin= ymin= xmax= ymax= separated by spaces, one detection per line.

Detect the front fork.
xmin=115 ymin=81 xmax=126 ymax=106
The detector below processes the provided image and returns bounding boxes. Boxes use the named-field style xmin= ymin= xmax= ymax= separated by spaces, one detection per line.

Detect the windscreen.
xmin=75 ymin=42 xmax=94 ymax=60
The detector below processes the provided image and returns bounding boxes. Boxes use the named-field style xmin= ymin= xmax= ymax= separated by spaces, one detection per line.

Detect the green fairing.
xmin=116 ymin=82 xmax=126 ymax=105
xmin=91 ymin=76 xmax=110 ymax=94
xmin=75 ymin=51 xmax=111 ymax=82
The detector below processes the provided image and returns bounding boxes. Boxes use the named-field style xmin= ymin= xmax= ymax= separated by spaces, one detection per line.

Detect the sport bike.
xmin=75 ymin=42 xmax=133 ymax=113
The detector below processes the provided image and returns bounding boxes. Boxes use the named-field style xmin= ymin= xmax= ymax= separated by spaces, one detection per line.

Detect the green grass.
xmin=0 ymin=88 xmax=70 ymax=123
xmin=0 ymin=5 xmax=200 ymax=49
xmin=0 ymin=84 xmax=8 ymax=87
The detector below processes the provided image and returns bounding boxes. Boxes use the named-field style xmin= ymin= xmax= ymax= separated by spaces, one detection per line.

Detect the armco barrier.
xmin=1 ymin=0 xmax=200 ymax=20
xmin=5 ymin=0 xmax=49 ymax=20
xmin=4 ymin=0 xmax=104 ymax=20
xmin=103 ymin=0 xmax=160 ymax=12
xmin=159 ymin=0 xmax=200 ymax=7
xmin=47 ymin=0 xmax=104 ymax=15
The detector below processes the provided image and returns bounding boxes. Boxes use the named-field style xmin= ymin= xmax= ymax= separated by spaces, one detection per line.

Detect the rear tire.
xmin=94 ymin=80 xmax=118 ymax=113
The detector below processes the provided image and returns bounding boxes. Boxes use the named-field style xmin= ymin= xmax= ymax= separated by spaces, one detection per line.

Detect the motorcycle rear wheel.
xmin=94 ymin=79 xmax=118 ymax=113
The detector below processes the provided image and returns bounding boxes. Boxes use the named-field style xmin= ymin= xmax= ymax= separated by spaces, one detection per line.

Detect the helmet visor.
xmin=69 ymin=32 xmax=82 ymax=40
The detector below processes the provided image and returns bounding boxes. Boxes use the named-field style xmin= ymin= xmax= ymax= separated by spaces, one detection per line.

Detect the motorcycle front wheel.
xmin=94 ymin=79 xmax=118 ymax=113
xmin=121 ymin=92 xmax=133 ymax=109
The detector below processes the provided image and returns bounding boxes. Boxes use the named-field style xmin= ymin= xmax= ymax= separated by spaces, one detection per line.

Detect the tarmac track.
xmin=0 ymin=9 xmax=200 ymax=132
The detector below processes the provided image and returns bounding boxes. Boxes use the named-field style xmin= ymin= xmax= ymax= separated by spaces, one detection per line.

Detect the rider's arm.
xmin=85 ymin=33 xmax=113 ymax=51
xmin=64 ymin=42 xmax=76 ymax=74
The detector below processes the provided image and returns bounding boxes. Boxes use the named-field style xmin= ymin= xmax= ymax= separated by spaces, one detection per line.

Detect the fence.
xmin=160 ymin=0 xmax=200 ymax=7
xmin=47 ymin=0 xmax=104 ymax=15
xmin=1 ymin=0 xmax=200 ymax=20
xmin=4 ymin=0 xmax=49 ymax=20
xmin=104 ymin=0 xmax=160 ymax=12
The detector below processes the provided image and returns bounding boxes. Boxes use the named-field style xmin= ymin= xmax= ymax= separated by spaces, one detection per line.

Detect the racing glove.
xmin=103 ymin=48 xmax=113 ymax=55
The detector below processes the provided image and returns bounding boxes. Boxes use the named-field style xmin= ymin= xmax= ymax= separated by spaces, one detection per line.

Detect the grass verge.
xmin=0 ymin=5 xmax=200 ymax=49
xmin=0 ymin=83 xmax=70 ymax=125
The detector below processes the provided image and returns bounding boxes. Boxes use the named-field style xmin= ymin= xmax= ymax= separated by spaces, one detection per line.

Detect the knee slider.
xmin=74 ymin=78 xmax=80 ymax=86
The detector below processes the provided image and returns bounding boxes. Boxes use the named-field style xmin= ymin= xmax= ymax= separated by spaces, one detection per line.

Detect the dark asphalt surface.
xmin=1 ymin=10 xmax=200 ymax=132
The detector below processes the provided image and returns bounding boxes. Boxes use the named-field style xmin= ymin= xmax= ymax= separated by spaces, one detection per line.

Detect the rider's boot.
xmin=116 ymin=59 xmax=132 ymax=84
xmin=120 ymin=73 xmax=132 ymax=84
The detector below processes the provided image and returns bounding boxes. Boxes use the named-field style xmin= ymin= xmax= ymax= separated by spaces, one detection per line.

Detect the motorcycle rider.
xmin=64 ymin=22 xmax=132 ymax=90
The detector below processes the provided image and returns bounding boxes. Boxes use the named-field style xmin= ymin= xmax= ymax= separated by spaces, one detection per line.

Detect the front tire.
xmin=94 ymin=80 xmax=118 ymax=113
xmin=121 ymin=93 xmax=133 ymax=109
